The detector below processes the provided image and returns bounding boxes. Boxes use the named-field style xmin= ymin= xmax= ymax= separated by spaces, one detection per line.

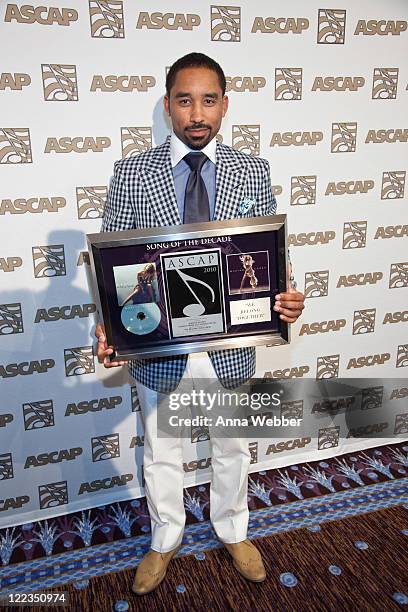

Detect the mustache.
xmin=186 ymin=124 xmax=211 ymax=131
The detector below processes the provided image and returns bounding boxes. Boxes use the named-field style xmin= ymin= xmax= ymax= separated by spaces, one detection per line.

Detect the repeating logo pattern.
xmin=304 ymin=271 xmax=329 ymax=298
xmin=318 ymin=426 xmax=340 ymax=449
xmin=210 ymin=5 xmax=241 ymax=42
xmin=389 ymin=262 xmax=408 ymax=288
xmin=0 ymin=303 xmax=23 ymax=335
xmin=32 ymin=245 xmax=66 ymax=277
xmin=39 ymin=481 xmax=68 ymax=509
xmin=131 ymin=386 xmax=140 ymax=412
xmin=0 ymin=128 xmax=32 ymax=164
xmin=275 ymin=68 xmax=302 ymax=100
xmin=316 ymin=354 xmax=340 ymax=378
xmin=361 ymin=386 xmax=383 ymax=411
xmin=394 ymin=413 xmax=408 ymax=435
xmin=281 ymin=400 xmax=303 ymax=419
xmin=396 ymin=345 xmax=408 ymax=368
xmin=0 ymin=453 xmax=14 ymax=480
xmin=91 ymin=433 xmax=120 ymax=461
xmin=381 ymin=171 xmax=406 ymax=200
xmin=342 ymin=222 xmax=367 ymax=249
xmin=291 ymin=176 xmax=317 ymax=205
xmin=232 ymin=125 xmax=260 ymax=156
xmin=89 ymin=0 xmax=125 ymax=38
xmin=76 ymin=186 xmax=107 ymax=219
xmin=352 ymin=309 xmax=376 ymax=334
xmin=331 ymin=122 xmax=357 ymax=152
xmin=317 ymin=9 xmax=346 ymax=44
xmin=372 ymin=68 xmax=399 ymax=100
xmin=191 ymin=424 xmax=210 ymax=443
xmin=121 ymin=127 xmax=152 ymax=158
xmin=23 ymin=400 xmax=55 ymax=430
xmin=249 ymin=441 xmax=258 ymax=464
xmin=41 ymin=64 xmax=78 ymax=102
xmin=64 ymin=346 xmax=95 ymax=376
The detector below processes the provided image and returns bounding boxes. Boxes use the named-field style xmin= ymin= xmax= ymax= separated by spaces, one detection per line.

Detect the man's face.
xmin=164 ymin=66 xmax=228 ymax=150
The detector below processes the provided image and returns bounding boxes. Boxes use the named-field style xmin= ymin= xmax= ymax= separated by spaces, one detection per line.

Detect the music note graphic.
xmin=176 ymin=269 xmax=215 ymax=317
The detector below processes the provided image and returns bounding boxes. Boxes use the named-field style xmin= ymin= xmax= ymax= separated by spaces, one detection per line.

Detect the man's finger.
xmin=276 ymin=292 xmax=304 ymax=302
xmin=274 ymin=300 xmax=304 ymax=311
xmin=276 ymin=307 xmax=303 ymax=318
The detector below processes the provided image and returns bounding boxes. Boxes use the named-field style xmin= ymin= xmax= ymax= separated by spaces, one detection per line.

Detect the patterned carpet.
xmin=0 ymin=442 xmax=407 ymax=611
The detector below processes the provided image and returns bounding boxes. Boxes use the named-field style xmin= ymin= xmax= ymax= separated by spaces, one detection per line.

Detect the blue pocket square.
xmin=239 ymin=197 xmax=255 ymax=214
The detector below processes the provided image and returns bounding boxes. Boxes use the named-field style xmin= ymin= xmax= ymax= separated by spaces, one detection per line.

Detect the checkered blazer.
xmin=102 ymin=137 xmax=277 ymax=392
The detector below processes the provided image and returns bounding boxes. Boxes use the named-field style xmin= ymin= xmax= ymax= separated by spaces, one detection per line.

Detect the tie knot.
xmin=184 ymin=152 xmax=207 ymax=172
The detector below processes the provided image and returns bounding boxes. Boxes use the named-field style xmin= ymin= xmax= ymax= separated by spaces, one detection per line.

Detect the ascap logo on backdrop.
xmin=316 ymin=354 xmax=340 ymax=379
xmin=319 ymin=426 xmax=340 ymax=449
xmin=0 ymin=359 xmax=54 ymax=379
xmin=372 ymin=68 xmax=399 ymax=99
xmin=35 ymin=303 xmax=96 ymax=323
xmin=130 ymin=435 xmax=144 ymax=448
xmin=0 ymin=303 xmax=23 ymax=335
xmin=347 ymin=353 xmax=390 ymax=369
xmin=76 ymin=186 xmax=106 ymax=219
xmin=354 ymin=19 xmax=407 ymax=36
xmin=77 ymin=251 xmax=90 ymax=266
xmin=299 ymin=319 xmax=346 ymax=336
xmin=383 ymin=310 xmax=408 ymax=325
xmin=347 ymin=422 xmax=388 ymax=438
xmin=0 ymin=197 xmax=66 ymax=215
xmin=396 ymin=344 xmax=408 ymax=368
xmin=211 ymin=6 xmax=240 ymax=41
xmin=270 ymin=131 xmax=323 ymax=147
xmin=395 ymin=413 xmax=408 ymax=435
xmin=0 ymin=257 xmax=22 ymax=272
xmin=390 ymin=387 xmax=408 ymax=399
xmin=65 ymin=396 xmax=122 ymax=416
xmin=232 ymin=125 xmax=260 ymax=156
xmin=25 ymin=447 xmax=82 ymax=469
xmin=342 ymin=221 xmax=367 ymax=249
xmin=325 ymin=180 xmax=374 ymax=195
xmin=272 ymin=184 xmax=283 ymax=197
xmin=137 ymin=11 xmax=200 ymax=30
xmin=64 ymin=346 xmax=95 ymax=377
xmin=337 ymin=271 xmax=383 ymax=288
xmin=32 ymin=244 xmax=66 ymax=277
xmin=312 ymin=396 xmax=355 ymax=413
xmin=4 ymin=4 xmax=78 ymax=25
xmin=92 ymin=433 xmax=120 ymax=461
xmin=331 ymin=122 xmax=357 ymax=152
xmin=249 ymin=441 xmax=258 ymax=464
xmin=381 ymin=171 xmax=406 ymax=200
xmin=0 ymin=73 xmax=31 ymax=90
xmin=312 ymin=76 xmax=364 ymax=91
xmin=90 ymin=75 xmax=156 ymax=92
xmin=191 ymin=424 xmax=209 ymax=443
xmin=78 ymin=474 xmax=133 ymax=495
xmin=0 ymin=128 xmax=32 ymax=164
xmin=0 ymin=453 xmax=14 ymax=480
xmin=23 ymin=400 xmax=54 ymax=430
xmin=39 ymin=481 xmax=68 ymax=509
xmin=42 ymin=64 xmax=78 ymax=101
xmin=121 ymin=127 xmax=152 ymax=158
xmin=361 ymin=386 xmax=383 ymax=410
xmin=374 ymin=225 xmax=408 ymax=239
xmin=89 ymin=0 xmax=124 ymax=38
xmin=281 ymin=400 xmax=303 ymax=419
xmin=44 ymin=136 xmax=111 ymax=153
xmin=263 ymin=365 xmax=309 ymax=379
xmin=317 ymin=9 xmax=346 ymax=44
xmin=131 ymin=386 xmax=140 ymax=412
xmin=251 ymin=15 xmax=309 ymax=34
xmin=226 ymin=76 xmax=266 ymax=92
xmin=266 ymin=437 xmax=311 ymax=454
xmin=365 ymin=129 xmax=408 ymax=144
xmin=304 ymin=270 xmax=329 ymax=298
xmin=0 ymin=495 xmax=29 ymax=512
xmin=288 ymin=231 xmax=335 ymax=247
xmin=184 ymin=457 xmax=211 ymax=472
xmin=389 ymin=262 xmax=408 ymax=288
xmin=275 ymin=68 xmax=302 ymax=100
xmin=352 ymin=309 xmax=376 ymax=334
xmin=0 ymin=414 xmax=14 ymax=428
xmin=291 ymin=176 xmax=317 ymax=205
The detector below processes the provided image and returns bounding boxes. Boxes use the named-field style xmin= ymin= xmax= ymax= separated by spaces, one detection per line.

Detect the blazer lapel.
xmin=214 ymin=142 xmax=248 ymax=221
xmin=140 ymin=138 xmax=181 ymax=227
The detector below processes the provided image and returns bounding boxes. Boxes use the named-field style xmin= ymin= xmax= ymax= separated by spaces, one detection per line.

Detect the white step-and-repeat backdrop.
xmin=1 ymin=0 xmax=407 ymax=528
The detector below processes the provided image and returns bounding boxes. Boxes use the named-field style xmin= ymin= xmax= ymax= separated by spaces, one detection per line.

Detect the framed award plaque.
xmin=87 ymin=214 xmax=289 ymax=361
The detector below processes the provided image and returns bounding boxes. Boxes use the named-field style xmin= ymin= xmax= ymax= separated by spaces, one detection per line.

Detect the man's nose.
xmin=189 ymin=102 xmax=204 ymax=123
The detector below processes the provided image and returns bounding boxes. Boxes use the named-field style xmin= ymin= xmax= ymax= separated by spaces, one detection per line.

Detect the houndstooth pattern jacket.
xmin=102 ymin=137 xmax=278 ymax=393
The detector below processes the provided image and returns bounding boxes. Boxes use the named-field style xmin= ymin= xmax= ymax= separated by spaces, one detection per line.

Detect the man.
xmin=96 ymin=53 xmax=305 ymax=595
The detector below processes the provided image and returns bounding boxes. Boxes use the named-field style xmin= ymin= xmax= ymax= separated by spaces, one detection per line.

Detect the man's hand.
xmin=96 ymin=323 xmax=128 ymax=368
xmin=273 ymin=286 xmax=305 ymax=323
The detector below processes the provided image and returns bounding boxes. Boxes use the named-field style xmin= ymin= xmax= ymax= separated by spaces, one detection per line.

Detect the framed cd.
xmin=87 ymin=214 xmax=289 ymax=361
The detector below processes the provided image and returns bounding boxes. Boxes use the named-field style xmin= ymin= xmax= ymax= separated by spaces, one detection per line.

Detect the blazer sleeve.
xmin=101 ymin=160 xmax=137 ymax=232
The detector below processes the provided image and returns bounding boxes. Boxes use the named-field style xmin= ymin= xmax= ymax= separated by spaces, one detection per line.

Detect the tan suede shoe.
xmin=132 ymin=546 xmax=180 ymax=595
xmin=224 ymin=539 xmax=266 ymax=582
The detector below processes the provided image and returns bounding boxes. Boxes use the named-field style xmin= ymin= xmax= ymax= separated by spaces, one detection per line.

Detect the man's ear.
xmin=222 ymin=95 xmax=229 ymax=117
xmin=163 ymin=95 xmax=170 ymax=116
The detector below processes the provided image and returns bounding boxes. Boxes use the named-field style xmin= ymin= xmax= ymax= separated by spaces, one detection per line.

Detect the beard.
xmin=183 ymin=125 xmax=213 ymax=150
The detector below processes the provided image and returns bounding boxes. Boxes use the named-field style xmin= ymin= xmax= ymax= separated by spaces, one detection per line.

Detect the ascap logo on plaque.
xmin=352 ymin=309 xmax=376 ymax=335
xmin=342 ymin=221 xmax=367 ymax=249
xmin=91 ymin=433 xmax=120 ymax=461
xmin=304 ymin=270 xmax=329 ymax=298
xmin=41 ymin=64 xmax=78 ymax=101
xmin=389 ymin=262 xmax=408 ymax=289
xmin=89 ymin=0 xmax=125 ymax=38
xmin=396 ymin=344 xmax=408 ymax=368
xmin=39 ymin=481 xmax=68 ymax=509
xmin=372 ymin=68 xmax=399 ymax=100
xmin=275 ymin=68 xmax=302 ymax=100
xmin=232 ymin=125 xmax=260 ymax=156
xmin=331 ymin=122 xmax=357 ymax=152
xmin=0 ymin=128 xmax=32 ymax=164
xmin=76 ymin=186 xmax=107 ymax=219
xmin=291 ymin=176 xmax=317 ymax=205
xmin=0 ymin=303 xmax=23 ymax=335
xmin=64 ymin=346 xmax=95 ymax=377
xmin=381 ymin=171 xmax=406 ymax=200
xmin=316 ymin=354 xmax=340 ymax=379
xmin=0 ymin=453 xmax=14 ymax=480
xmin=210 ymin=5 xmax=241 ymax=41
xmin=317 ymin=9 xmax=346 ymax=44
xmin=361 ymin=386 xmax=383 ymax=411
xmin=394 ymin=413 xmax=408 ymax=435
xmin=32 ymin=244 xmax=66 ymax=277
xmin=121 ymin=127 xmax=152 ymax=158
xmin=0 ymin=72 xmax=31 ymax=91
xmin=23 ymin=400 xmax=55 ymax=430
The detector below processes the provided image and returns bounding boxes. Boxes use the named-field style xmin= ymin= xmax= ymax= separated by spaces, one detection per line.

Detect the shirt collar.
xmin=170 ymin=132 xmax=217 ymax=168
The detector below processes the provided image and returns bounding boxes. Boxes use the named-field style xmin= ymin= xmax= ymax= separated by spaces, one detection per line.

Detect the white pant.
xmin=135 ymin=352 xmax=251 ymax=553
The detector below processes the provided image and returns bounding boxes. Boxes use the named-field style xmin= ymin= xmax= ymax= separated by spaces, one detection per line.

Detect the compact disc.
xmin=121 ymin=303 xmax=161 ymax=335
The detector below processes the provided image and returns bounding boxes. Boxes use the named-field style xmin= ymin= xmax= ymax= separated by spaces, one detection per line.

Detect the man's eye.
xmin=205 ymin=98 xmax=215 ymax=104
xmin=179 ymin=99 xmax=190 ymax=105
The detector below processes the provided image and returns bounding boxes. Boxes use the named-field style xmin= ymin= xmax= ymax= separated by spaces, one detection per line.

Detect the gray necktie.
xmin=183 ymin=152 xmax=210 ymax=224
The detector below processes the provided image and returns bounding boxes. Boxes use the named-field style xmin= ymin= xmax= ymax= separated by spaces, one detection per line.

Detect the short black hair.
xmin=166 ymin=52 xmax=226 ymax=97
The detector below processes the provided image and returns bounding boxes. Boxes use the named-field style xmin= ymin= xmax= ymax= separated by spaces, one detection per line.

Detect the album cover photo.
xmin=226 ymin=251 xmax=270 ymax=295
